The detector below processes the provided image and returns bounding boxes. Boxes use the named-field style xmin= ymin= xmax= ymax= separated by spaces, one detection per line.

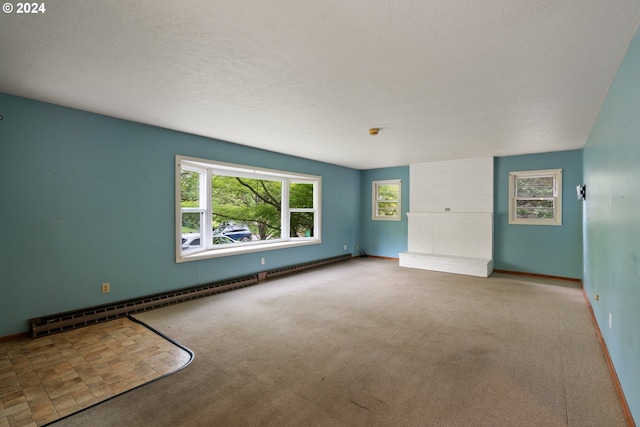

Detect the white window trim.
xmin=372 ymin=179 xmax=402 ymax=221
xmin=176 ymin=155 xmax=321 ymax=262
xmin=509 ymin=169 xmax=562 ymax=226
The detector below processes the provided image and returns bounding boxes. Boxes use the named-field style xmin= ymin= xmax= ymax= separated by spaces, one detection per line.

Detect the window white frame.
xmin=509 ymin=169 xmax=562 ymax=226
xmin=176 ymin=155 xmax=321 ymax=262
xmin=372 ymin=179 xmax=402 ymax=221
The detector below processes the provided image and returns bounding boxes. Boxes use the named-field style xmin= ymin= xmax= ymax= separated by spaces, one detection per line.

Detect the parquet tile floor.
xmin=0 ymin=317 xmax=191 ymax=427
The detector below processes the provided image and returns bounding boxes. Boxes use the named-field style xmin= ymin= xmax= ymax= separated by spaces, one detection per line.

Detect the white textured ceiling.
xmin=1 ymin=1 xmax=639 ymax=169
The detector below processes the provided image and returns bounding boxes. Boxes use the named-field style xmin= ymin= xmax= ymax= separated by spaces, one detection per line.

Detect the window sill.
xmin=176 ymin=239 xmax=321 ymax=263
xmin=508 ymin=218 xmax=561 ymax=226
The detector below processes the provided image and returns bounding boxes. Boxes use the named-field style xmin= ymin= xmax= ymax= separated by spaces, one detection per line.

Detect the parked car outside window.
xmin=213 ymin=222 xmax=252 ymax=242
xmin=181 ymin=233 xmax=238 ymax=250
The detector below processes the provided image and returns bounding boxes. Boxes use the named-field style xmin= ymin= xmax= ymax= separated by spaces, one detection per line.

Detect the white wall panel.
xmin=410 ymin=157 xmax=493 ymax=213
xmin=407 ymin=213 xmax=493 ymax=259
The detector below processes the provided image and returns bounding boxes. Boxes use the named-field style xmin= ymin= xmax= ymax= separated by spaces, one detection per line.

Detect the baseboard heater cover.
xmin=29 ymin=274 xmax=258 ymax=338
xmin=264 ymin=253 xmax=352 ymax=280
xmin=29 ymin=253 xmax=352 ymax=338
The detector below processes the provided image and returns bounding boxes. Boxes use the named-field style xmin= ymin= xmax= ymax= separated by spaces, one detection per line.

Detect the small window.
xmin=372 ymin=179 xmax=402 ymax=221
xmin=509 ymin=169 xmax=562 ymax=225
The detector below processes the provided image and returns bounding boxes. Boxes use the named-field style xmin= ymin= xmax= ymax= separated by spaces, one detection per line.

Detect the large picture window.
xmin=177 ymin=155 xmax=321 ymax=262
xmin=509 ymin=169 xmax=562 ymax=226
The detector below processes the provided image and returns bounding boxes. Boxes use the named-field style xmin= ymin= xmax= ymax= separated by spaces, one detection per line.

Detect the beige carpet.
xmin=52 ymin=258 xmax=627 ymax=426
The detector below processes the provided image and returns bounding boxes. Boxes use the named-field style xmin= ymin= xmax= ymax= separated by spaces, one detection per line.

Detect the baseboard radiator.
xmin=264 ymin=253 xmax=352 ymax=280
xmin=29 ymin=275 xmax=258 ymax=338
xmin=29 ymin=254 xmax=352 ymax=338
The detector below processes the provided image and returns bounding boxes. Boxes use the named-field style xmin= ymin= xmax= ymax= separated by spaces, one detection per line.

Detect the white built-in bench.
xmin=399 ymin=251 xmax=493 ymax=278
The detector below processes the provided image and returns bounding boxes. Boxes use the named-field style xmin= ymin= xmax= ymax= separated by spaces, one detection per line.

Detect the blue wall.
xmin=583 ymin=28 xmax=640 ymax=421
xmin=359 ymin=167 xmax=409 ymax=258
xmin=0 ymin=93 xmax=361 ymax=336
xmin=494 ymin=150 xmax=583 ymax=278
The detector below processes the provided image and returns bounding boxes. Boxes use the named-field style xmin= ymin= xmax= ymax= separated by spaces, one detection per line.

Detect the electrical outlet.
xmin=261 ymin=258 xmax=265 ymax=265
xmin=344 ymin=244 xmax=347 ymax=250
xmin=101 ymin=282 xmax=110 ymax=294
xmin=356 ymin=244 xmax=360 ymax=250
